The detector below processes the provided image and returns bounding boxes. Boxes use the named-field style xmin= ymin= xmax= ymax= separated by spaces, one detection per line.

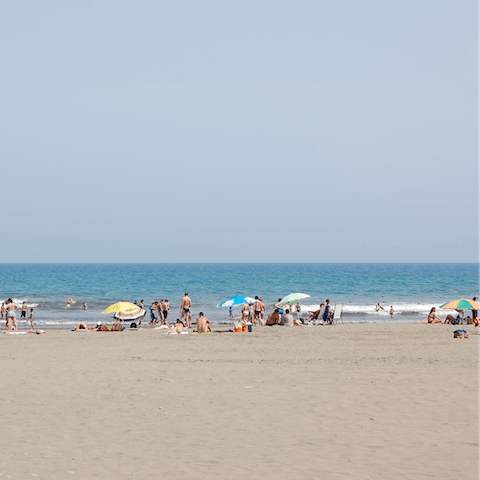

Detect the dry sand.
xmin=0 ymin=323 xmax=477 ymax=479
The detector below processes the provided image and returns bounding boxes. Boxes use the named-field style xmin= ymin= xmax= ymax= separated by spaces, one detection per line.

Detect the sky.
xmin=1 ymin=1 xmax=478 ymax=262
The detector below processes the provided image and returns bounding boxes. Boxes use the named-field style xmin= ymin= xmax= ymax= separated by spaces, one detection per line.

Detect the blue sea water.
xmin=0 ymin=263 xmax=478 ymax=328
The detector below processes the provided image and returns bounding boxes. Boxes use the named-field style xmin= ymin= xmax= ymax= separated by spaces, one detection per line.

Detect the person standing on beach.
xmin=21 ymin=301 xmax=28 ymax=319
xmin=29 ymin=309 xmax=35 ymax=330
xmin=140 ymin=300 xmax=144 ymax=311
xmin=323 ymin=299 xmax=331 ymax=324
xmin=260 ymin=298 xmax=266 ymax=325
xmin=6 ymin=299 xmax=18 ymax=330
xmin=296 ymin=302 xmax=301 ymax=313
xmin=163 ymin=300 xmax=170 ymax=323
xmin=1 ymin=302 xmax=5 ymax=322
xmin=181 ymin=293 xmax=192 ymax=327
xmin=149 ymin=302 xmax=158 ymax=326
xmin=157 ymin=301 xmax=164 ymax=325
xmin=196 ymin=312 xmax=212 ymax=333
xmin=241 ymin=303 xmax=249 ymax=323
xmin=253 ymin=297 xmax=262 ymax=326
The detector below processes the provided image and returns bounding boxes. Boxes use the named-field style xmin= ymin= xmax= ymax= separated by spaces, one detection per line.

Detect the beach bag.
xmin=453 ymin=329 xmax=468 ymax=339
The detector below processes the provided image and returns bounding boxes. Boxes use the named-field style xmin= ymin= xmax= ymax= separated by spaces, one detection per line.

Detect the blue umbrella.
xmin=217 ymin=295 xmax=256 ymax=308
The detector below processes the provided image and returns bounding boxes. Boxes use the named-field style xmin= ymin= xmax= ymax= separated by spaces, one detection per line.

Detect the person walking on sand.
xmin=21 ymin=301 xmax=28 ymax=319
xmin=181 ymin=293 xmax=192 ymax=327
xmin=390 ymin=306 xmax=394 ymax=317
xmin=6 ymin=299 xmax=18 ymax=330
xmin=29 ymin=309 xmax=35 ymax=330
xmin=196 ymin=312 xmax=212 ymax=333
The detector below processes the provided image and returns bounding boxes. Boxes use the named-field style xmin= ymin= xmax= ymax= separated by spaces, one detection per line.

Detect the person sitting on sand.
xmin=428 ymin=307 xmax=444 ymax=324
xmin=266 ymin=309 xmax=282 ymax=326
xmin=445 ymin=310 xmax=464 ymax=325
xmin=306 ymin=307 xmax=322 ymax=323
xmin=281 ymin=309 xmax=294 ymax=326
xmin=168 ymin=319 xmax=184 ymax=334
xmin=196 ymin=312 xmax=212 ymax=333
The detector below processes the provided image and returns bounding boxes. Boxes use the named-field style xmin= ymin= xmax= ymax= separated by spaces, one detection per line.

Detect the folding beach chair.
xmin=332 ymin=303 xmax=343 ymax=324
xmin=313 ymin=304 xmax=326 ymax=325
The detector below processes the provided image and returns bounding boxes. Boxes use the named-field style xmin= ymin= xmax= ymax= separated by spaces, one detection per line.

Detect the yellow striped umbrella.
xmin=102 ymin=302 xmax=139 ymax=315
xmin=439 ymin=299 xmax=480 ymax=310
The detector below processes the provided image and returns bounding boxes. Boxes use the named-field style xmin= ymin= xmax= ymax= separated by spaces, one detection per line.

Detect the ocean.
xmin=0 ymin=263 xmax=478 ymax=328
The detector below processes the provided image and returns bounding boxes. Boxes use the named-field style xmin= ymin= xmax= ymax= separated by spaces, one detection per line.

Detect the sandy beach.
xmin=0 ymin=323 xmax=477 ymax=479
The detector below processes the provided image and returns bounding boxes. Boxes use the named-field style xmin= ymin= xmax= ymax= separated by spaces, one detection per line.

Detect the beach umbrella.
xmin=439 ymin=298 xmax=480 ymax=310
xmin=102 ymin=302 xmax=139 ymax=315
xmin=277 ymin=293 xmax=310 ymax=307
xmin=217 ymin=295 xmax=256 ymax=308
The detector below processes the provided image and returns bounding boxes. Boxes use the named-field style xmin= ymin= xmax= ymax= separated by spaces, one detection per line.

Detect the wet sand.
xmin=0 ymin=323 xmax=477 ymax=479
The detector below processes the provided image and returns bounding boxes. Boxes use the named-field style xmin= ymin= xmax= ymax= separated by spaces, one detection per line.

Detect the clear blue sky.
xmin=1 ymin=1 xmax=477 ymax=262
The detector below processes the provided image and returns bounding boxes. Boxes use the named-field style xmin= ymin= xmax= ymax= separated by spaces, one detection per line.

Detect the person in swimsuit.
xmin=156 ymin=301 xmax=164 ymax=325
xmin=6 ymin=299 xmax=18 ymax=330
xmin=181 ymin=293 xmax=192 ymax=327
xmin=167 ymin=319 xmax=184 ymax=334
xmin=241 ymin=303 xmax=249 ymax=323
xmin=21 ymin=301 xmax=27 ymax=318
xmin=390 ymin=306 xmax=394 ymax=317
xmin=296 ymin=302 xmax=301 ymax=313
xmin=266 ymin=309 xmax=282 ymax=326
xmin=428 ymin=307 xmax=444 ymax=324
xmin=253 ymin=296 xmax=262 ymax=326
xmin=29 ymin=309 xmax=35 ymax=330
xmin=163 ymin=300 xmax=170 ymax=323
xmin=274 ymin=298 xmax=285 ymax=314
xmin=83 ymin=302 xmax=87 ymax=310
xmin=260 ymin=298 xmax=266 ymax=325
xmin=196 ymin=312 xmax=212 ymax=333
xmin=1 ymin=302 xmax=5 ymax=323
xmin=149 ymin=302 xmax=158 ymax=326
xmin=229 ymin=306 xmax=234 ymax=319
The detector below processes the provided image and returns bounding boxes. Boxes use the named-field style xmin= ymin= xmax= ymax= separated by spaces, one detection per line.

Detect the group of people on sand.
xmin=1 ymin=300 xmax=35 ymax=330
xmin=428 ymin=301 xmax=479 ymax=326
xmin=238 ymin=296 xmax=267 ymax=325
xmin=148 ymin=299 xmax=171 ymax=327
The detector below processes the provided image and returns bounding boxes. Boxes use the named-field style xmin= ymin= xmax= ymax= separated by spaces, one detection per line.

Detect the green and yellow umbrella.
xmin=439 ymin=298 xmax=480 ymax=310
xmin=102 ymin=302 xmax=139 ymax=315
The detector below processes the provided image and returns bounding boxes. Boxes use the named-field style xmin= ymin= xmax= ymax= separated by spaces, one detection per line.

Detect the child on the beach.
xmin=29 ymin=309 xmax=35 ymax=330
